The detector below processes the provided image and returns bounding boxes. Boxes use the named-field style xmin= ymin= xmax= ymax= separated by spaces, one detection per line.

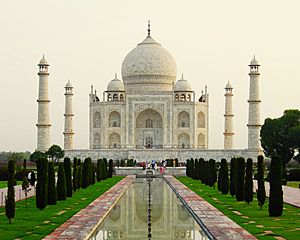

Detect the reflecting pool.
xmin=90 ymin=178 xmax=209 ymax=240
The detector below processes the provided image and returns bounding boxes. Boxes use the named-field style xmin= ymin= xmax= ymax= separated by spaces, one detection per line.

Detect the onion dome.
xmin=121 ymin=22 xmax=177 ymax=87
xmin=174 ymin=74 xmax=192 ymax=91
xmin=107 ymin=74 xmax=125 ymax=91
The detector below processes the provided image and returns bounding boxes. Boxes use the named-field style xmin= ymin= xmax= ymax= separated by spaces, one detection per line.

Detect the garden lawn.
xmin=0 ymin=181 xmax=22 ymax=189
xmin=0 ymin=176 xmax=123 ymax=240
xmin=177 ymin=176 xmax=300 ymax=240
xmin=287 ymin=181 xmax=300 ymax=188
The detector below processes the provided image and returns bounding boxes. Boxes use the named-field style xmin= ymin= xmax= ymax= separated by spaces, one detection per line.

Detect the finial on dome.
xmin=115 ymin=73 xmax=117 ymax=79
xmin=147 ymin=20 xmax=151 ymax=36
xmin=181 ymin=73 xmax=184 ymax=79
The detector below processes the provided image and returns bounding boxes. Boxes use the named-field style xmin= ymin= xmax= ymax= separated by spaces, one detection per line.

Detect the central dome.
xmin=121 ymin=30 xmax=177 ymax=89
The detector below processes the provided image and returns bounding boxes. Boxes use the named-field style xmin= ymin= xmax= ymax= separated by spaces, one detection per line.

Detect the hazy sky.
xmin=1 ymin=0 xmax=300 ymax=152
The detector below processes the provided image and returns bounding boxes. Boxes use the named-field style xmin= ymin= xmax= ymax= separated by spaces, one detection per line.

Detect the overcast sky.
xmin=0 ymin=0 xmax=299 ymax=152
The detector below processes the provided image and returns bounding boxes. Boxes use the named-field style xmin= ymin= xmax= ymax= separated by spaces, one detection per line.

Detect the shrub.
xmin=190 ymin=159 xmax=195 ymax=179
xmin=230 ymin=158 xmax=235 ymax=197
xmin=209 ymin=159 xmax=217 ymax=188
xmin=47 ymin=161 xmax=57 ymax=205
xmin=245 ymin=158 xmax=253 ymax=204
xmin=63 ymin=158 xmax=72 ymax=197
xmin=0 ymin=167 xmax=8 ymax=180
xmin=15 ymin=169 xmax=31 ymax=181
xmin=5 ymin=160 xmax=15 ymax=223
xmin=194 ymin=159 xmax=200 ymax=180
xmin=218 ymin=158 xmax=229 ymax=194
xmin=29 ymin=171 xmax=36 ymax=187
xmin=97 ymin=159 xmax=101 ymax=182
xmin=256 ymin=155 xmax=266 ymax=210
xmin=57 ymin=163 xmax=67 ymax=201
xmin=287 ymin=168 xmax=300 ymax=181
xmin=235 ymin=157 xmax=245 ymax=201
xmin=77 ymin=165 xmax=82 ymax=189
xmin=36 ymin=157 xmax=48 ymax=210
xmin=269 ymin=155 xmax=283 ymax=216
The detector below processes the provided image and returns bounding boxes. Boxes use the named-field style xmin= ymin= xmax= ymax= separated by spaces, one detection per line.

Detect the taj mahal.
xmin=36 ymin=22 xmax=263 ymax=162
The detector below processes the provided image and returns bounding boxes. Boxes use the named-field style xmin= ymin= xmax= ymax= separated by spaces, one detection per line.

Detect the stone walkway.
xmin=253 ymin=181 xmax=300 ymax=208
xmin=164 ymin=175 xmax=257 ymax=240
xmin=0 ymin=184 xmax=35 ymax=207
xmin=43 ymin=175 xmax=135 ymax=240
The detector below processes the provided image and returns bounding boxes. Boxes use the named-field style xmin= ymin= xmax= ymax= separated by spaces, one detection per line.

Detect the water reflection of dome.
xmin=134 ymin=179 xmax=163 ymax=223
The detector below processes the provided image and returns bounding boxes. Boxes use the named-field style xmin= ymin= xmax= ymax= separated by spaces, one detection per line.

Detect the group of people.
xmin=143 ymin=160 xmax=168 ymax=174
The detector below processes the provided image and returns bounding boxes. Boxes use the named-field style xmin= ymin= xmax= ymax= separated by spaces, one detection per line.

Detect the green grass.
xmin=286 ymin=181 xmax=300 ymax=188
xmin=177 ymin=176 xmax=300 ymax=240
xmin=0 ymin=181 xmax=22 ymax=189
xmin=0 ymin=176 xmax=123 ymax=240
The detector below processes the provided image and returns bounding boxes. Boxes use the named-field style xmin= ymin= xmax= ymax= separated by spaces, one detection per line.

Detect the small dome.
xmin=107 ymin=74 xmax=125 ymax=91
xmin=38 ymin=55 xmax=49 ymax=66
xmin=66 ymin=80 xmax=72 ymax=88
xmin=225 ymin=81 xmax=233 ymax=89
xmin=174 ymin=74 xmax=192 ymax=91
xmin=249 ymin=56 xmax=259 ymax=66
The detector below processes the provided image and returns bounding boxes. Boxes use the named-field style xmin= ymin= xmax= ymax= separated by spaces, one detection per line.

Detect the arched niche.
xmin=109 ymin=132 xmax=121 ymax=148
xmin=93 ymin=111 xmax=101 ymax=128
xmin=198 ymin=111 xmax=205 ymax=128
xmin=198 ymin=133 xmax=205 ymax=148
xmin=178 ymin=133 xmax=190 ymax=149
xmin=109 ymin=111 xmax=121 ymax=127
xmin=178 ymin=111 xmax=190 ymax=128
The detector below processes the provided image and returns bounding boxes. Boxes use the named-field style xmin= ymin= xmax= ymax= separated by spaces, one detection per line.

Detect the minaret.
xmin=36 ymin=55 xmax=51 ymax=152
xmin=63 ymin=80 xmax=74 ymax=150
xmin=224 ymin=81 xmax=234 ymax=149
xmin=247 ymin=56 xmax=262 ymax=150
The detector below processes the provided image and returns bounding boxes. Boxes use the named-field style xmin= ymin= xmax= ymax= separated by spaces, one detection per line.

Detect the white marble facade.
xmin=89 ymin=28 xmax=209 ymax=151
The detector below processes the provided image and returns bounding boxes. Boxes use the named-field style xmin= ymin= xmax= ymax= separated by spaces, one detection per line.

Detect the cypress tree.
xmin=73 ymin=158 xmax=77 ymax=193
xmin=230 ymin=158 xmax=236 ymax=197
xmin=5 ymin=160 xmax=15 ymax=223
xmin=36 ymin=157 xmax=48 ymax=210
xmin=268 ymin=155 xmax=283 ymax=216
xmin=77 ymin=165 xmax=82 ymax=189
xmin=47 ymin=161 xmax=57 ymax=205
xmin=82 ymin=158 xmax=89 ymax=188
xmin=190 ymin=159 xmax=195 ymax=179
xmin=195 ymin=159 xmax=200 ymax=180
xmin=88 ymin=159 xmax=93 ymax=185
xmin=209 ymin=159 xmax=217 ymax=188
xmin=97 ymin=159 xmax=101 ymax=182
xmin=256 ymin=155 xmax=266 ymax=210
xmin=199 ymin=158 xmax=204 ymax=182
xmin=91 ymin=163 xmax=96 ymax=185
xmin=108 ymin=159 xmax=113 ymax=178
xmin=57 ymin=163 xmax=67 ymax=200
xmin=63 ymin=158 xmax=72 ymax=197
xmin=218 ymin=158 xmax=229 ymax=194
xmin=203 ymin=160 xmax=208 ymax=185
xmin=235 ymin=157 xmax=245 ymax=201
xmin=186 ymin=159 xmax=190 ymax=177
xmin=103 ymin=158 xmax=108 ymax=179
xmin=245 ymin=158 xmax=253 ymax=204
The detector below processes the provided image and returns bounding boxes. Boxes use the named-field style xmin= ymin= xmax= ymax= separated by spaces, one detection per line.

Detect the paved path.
xmin=165 ymin=175 xmax=256 ymax=240
xmin=253 ymin=181 xmax=300 ymax=208
xmin=44 ymin=175 xmax=135 ymax=240
xmin=0 ymin=184 xmax=35 ymax=207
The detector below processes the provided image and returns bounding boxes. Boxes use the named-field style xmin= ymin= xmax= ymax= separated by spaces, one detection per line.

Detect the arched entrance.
xmin=135 ymin=109 xmax=163 ymax=149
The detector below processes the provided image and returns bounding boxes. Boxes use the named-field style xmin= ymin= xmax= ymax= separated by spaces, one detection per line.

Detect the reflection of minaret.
xmin=224 ymin=82 xmax=234 ymax=149
xmin=64 ymin=80 xmax=74 ymax=150
xmin=247 ymin=56 xmax=262 ymax=150
xmin=36 ymin=55 xmax=51 ymax=152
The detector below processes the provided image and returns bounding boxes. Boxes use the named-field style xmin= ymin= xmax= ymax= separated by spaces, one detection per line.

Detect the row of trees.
xmin=36 ymin=157 xmax=110 ymax=210
xmin=186 ymin=155 xmax=283 ymax=216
